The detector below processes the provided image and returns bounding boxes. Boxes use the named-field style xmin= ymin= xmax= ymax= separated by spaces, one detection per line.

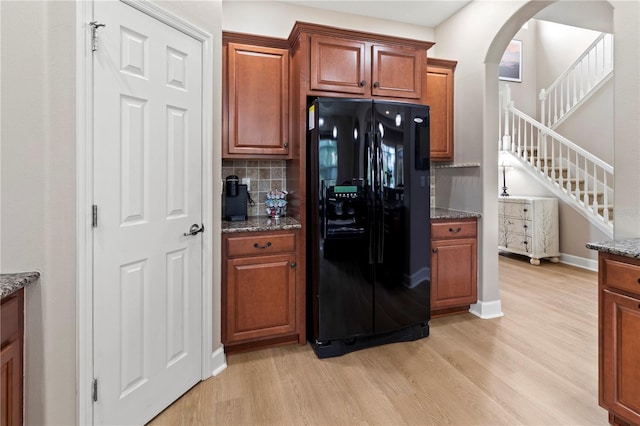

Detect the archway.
xmin=475 ymin=1 xmax=617 ymax=319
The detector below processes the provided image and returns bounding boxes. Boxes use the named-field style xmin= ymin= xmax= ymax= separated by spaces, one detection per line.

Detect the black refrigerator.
xmin=307 ymin=97 xmax=431 ymax=358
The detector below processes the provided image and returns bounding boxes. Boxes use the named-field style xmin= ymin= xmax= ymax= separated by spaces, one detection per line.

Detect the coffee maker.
xmin=224 ymin=175 xmax=248 ymax=221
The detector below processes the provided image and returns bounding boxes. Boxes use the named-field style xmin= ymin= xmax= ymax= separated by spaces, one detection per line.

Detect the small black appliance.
xmin=224 ymin=175 xmax=248 ymax=221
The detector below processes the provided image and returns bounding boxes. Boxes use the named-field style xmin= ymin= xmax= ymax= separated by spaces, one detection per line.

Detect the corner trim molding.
xmin=210 ymin=347 xmax=228 ymax=377
xmin=469 ymin=299 xmax=504 ymax=319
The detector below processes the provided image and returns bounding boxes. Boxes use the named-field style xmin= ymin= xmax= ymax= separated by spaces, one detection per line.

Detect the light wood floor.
xmin=148 ymin=254 xmax=608 ymax=425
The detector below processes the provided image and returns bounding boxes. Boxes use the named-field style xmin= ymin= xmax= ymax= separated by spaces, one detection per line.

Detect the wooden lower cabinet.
xmin=430 ymin=219 xmax=478 ymax=317
xmin=1 ymin=289 xmax=24 ymax=426
xmin=598 ymin=253 xmax=640 ymax=425
xmin=222 ymin=230 xmax=303 ymax=353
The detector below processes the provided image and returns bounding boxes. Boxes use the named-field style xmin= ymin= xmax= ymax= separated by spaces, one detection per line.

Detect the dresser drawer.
xmin=225 ymin=232 xmax=296 ymax=257
xmin=603 ymin=258 xmax=640 ymax=296
xmin=499 ymin=200 xmax=531 ymax=218
xmin=499 ymin=217 xmax=531 ymax=236
xmin=432 ymin=220 xmax=477 ymax=239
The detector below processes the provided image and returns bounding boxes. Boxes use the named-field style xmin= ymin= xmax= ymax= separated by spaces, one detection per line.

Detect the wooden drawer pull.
xmin=449 ymin=227 xmax=462 ymax=234
xmin=253 ymin=241 xmax=272 ymax=250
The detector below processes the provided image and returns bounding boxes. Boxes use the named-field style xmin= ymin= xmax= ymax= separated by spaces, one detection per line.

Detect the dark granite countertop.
xmin=586 ymin=238 xmax=640 ymax=259
xmin=222 ymin=209 xmax=480 ymax=234
xmin=1 ymin=271 xmax=40 ymax=300
xmin=222 ymin=216 xmax=302 ymax=233
xmin=431 ymin=208 xmax=481 ymax=220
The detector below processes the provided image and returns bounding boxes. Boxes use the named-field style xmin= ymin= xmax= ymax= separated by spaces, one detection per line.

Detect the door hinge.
xmin=92 ymin=205 xmax=98 ymax=228
xmin=92 ymin=378 xmax=98 ymax=402
xmin=89 ymin=21 xmax=106 ymax=52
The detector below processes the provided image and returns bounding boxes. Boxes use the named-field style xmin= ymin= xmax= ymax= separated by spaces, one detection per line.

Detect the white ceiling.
xmin=277 ymin=1 xmax=613 ymax=33
xmin=279 ymin=1 xmax=472 ymax=28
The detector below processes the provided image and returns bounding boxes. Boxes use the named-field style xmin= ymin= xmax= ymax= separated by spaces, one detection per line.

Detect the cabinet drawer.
xmin=603 ymin=258 xmax=640 ymax=296
xmin=431 ymin=220 xmax=477 ymax=239
xmin=225 ymin=232 xmax=296 ymax=257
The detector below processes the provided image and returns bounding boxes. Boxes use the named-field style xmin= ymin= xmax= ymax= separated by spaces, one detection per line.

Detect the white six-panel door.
xmin=92 ymin=2 xmax=203 ymax=424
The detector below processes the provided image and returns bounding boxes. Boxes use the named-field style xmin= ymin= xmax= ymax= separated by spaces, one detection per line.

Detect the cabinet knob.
xmin=284 ymin=142 xmax=289 ymax=148
xmin=373 ymin=81 xmax=380 ymax=88
xmin=359 ymin=80 xmax=367 ymax=87
xmin=449 ymin=227 xmax=462 ymax=234
xmin=290 ymin=262 xmax=296 ymax=268
xmin=432 ymin=248 xmax=438 ymax=253
xmin=253 ymin=241 xmax=272 ymax=249
xmin=637 ymin=278 xmax=640 ymax=284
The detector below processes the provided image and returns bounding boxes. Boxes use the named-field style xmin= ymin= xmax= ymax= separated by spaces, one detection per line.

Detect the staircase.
xmin=498 ymin=32 xmax=614 ymax=237
xmin=539 ymin=33 xmax=614 ymax=130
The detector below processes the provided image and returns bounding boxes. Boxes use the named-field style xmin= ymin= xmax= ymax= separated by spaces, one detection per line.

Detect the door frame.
xmin=76 ymin=1 xmax=218 ymax=424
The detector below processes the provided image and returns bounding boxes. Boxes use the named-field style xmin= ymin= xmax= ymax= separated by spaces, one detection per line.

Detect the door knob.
xmin=183 ymin=223 xmax=205 ymax=236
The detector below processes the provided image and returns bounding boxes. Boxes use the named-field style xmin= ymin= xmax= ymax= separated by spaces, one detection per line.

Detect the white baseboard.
xmin=469 ymin=299 xmax=504 ymax=319
xmin=210 ymin=346 xmax=227 ymax=377
xmin=559 ymin=253 xmax=598 ymax=271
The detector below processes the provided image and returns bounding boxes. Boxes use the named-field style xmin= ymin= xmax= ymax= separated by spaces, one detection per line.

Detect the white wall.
xmin=0 ymin=1 xmax=222 ymax=424
xmin=498 ymin=20 xmax=538 ymax=118
xmin=222 ymin=0 xmax=435 ymax=41
xmin=536 ymin=20 xmax=602 ymax=89
xmin=1 ymin=2 xmax=76 ymax=424
xmin=612 ymin=0 xmax=640 ymax=239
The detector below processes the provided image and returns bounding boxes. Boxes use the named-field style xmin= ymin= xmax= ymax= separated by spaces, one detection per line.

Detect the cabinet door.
xmin=1 ymin=340 xmax=22 ymax=426
xmin=225 ymin=254 xmax=297 ymax=343
xmin=310 ymin=35 xmax=367 ymax=95
xmin=371 ymin=44 xmax=422 ymax=99
xmin=431 ymin=238 xmax=477 ymax=309
xmin=427 ymin=65 xmax=454 ymax=160
xmin=227 ymin=43 xmax=289 ymax=156
xmin=601 ymin=289 xmax=640 ymax=424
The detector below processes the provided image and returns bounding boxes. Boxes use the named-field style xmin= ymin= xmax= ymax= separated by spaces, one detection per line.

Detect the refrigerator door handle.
xmin=321 ymin=179 xmax=327 ymax=240
xmin=365 ymin=134 xmax=375 ymax=265
xmin=375 ymin=135 xmax=384 ymax=264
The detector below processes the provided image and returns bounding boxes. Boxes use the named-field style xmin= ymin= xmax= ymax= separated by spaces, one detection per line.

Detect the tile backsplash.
xmin=222 ymin=160 xmax=287 ymax=217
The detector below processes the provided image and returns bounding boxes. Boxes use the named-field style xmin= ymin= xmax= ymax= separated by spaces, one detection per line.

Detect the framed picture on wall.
xmin=499 ymin=39 xmax=522 ymax=82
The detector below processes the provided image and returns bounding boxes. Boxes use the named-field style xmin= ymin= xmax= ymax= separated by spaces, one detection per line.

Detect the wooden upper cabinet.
xmin=427 ymin=58 xmax=457 ymax=161
xmin=371 ymin=44 xmax=422 ymax=99
xmin=310 ymin=35 xmax=367 ymax=95
xmin=226 ymin=42 xmax=289 ymax=157
xmin=308 ymin=32 xmax=427 ymax=101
